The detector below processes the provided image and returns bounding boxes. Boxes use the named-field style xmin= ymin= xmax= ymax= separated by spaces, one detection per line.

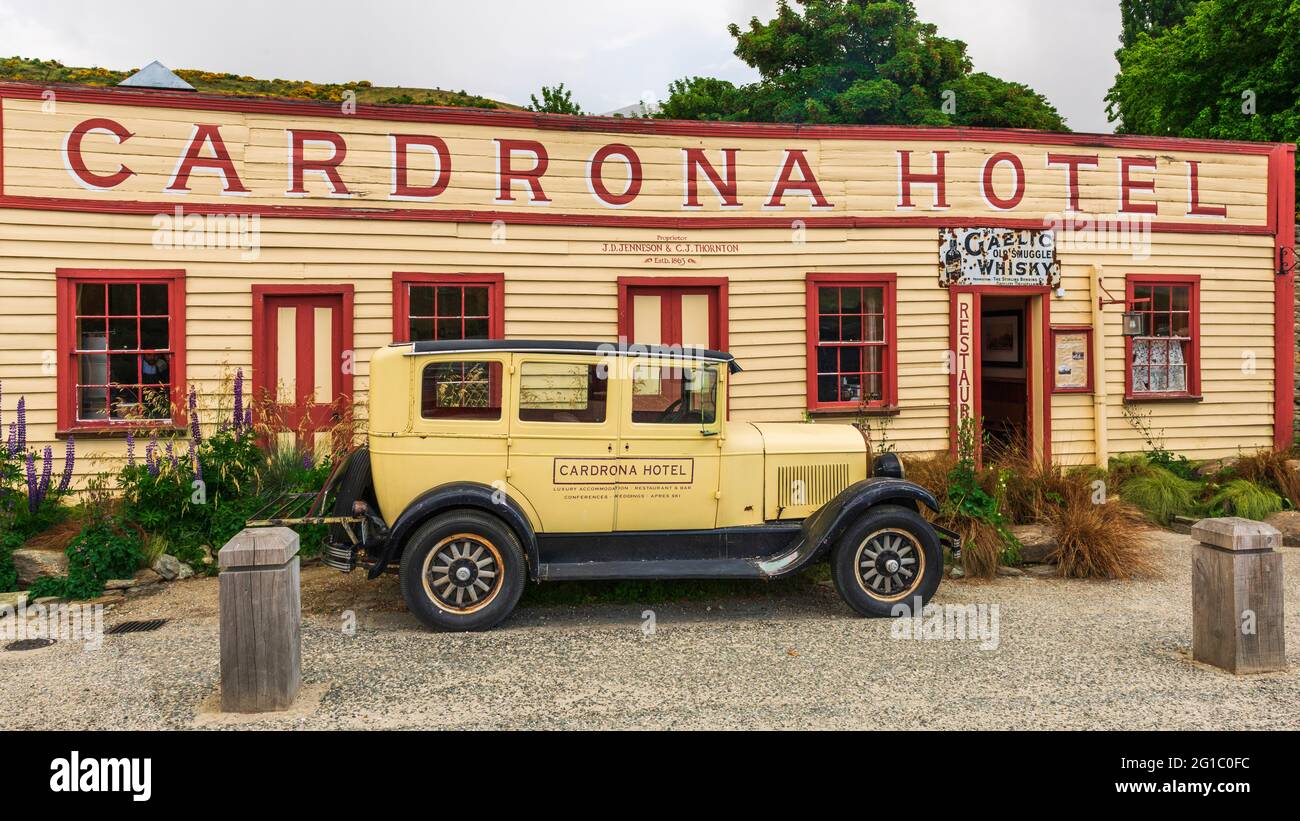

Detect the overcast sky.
xmin=0 ymin=0 xmax=1122 ymax=133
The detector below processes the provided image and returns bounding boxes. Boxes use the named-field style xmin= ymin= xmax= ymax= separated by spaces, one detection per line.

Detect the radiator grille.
xmin=777 ymin=463 xmax=850 ymax=509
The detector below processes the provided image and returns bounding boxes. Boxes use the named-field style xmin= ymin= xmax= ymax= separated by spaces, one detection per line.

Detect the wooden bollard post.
xmin=1190 ymin=517 xmax=1286 ymax=674
xmin=218 ymin=527 xmax=302 ymax=712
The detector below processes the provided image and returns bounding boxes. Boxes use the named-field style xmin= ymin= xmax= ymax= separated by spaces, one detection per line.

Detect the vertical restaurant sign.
xmin=954 ymin=291 xmax=977 ymax=425
xmin=939 ymin=228 xmax=1062 ymax=289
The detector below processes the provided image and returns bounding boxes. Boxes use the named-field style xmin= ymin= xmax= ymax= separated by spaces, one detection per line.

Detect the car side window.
xmin=518 ymin=362 xmax=607 ymax=423
xmin=421 ymin=360 xmax=502 ymax=420
xmin=631 ymin=363 xmax=718 ymax=425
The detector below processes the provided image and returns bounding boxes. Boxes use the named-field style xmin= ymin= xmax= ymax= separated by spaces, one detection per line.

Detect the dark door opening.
xmin=980 ymin=296 xmax=1030 ymax=456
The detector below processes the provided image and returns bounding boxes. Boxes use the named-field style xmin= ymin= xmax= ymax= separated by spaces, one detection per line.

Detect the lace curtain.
xmin=1131 ymin=338 xmax=1187 ymax=393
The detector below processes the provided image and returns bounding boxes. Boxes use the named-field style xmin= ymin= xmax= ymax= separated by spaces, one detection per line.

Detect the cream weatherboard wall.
xmin=0 ymin=83 xmax=1291 ymax=483
xmin=0 ymin=207 xmax=1278 ymax=481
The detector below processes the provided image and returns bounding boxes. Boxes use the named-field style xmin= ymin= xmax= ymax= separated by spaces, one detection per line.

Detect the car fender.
xmin=756 ymin=478 xmax=941 ymax=577
xmin=368 ymin=482 xmax=540 ymax=580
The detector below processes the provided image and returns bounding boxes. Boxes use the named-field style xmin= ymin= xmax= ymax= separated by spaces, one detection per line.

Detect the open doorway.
xmin=980 ymin=296 xmax=1030 ymax=456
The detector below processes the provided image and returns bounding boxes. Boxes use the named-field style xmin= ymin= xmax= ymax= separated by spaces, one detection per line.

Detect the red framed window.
xmin=806 ymin=273 xmax=898 ymax=411
xmin=1125 ymin=275 xmax=1201 ymax=399
xmin=392 ymin=273 xmax=504 ymax=343
xmin=55 ymin=269 xmax=186 ymax=432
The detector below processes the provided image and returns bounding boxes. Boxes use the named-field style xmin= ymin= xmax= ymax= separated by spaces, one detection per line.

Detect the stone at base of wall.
xmin=1009 ymin=523 xmax=1057 ymax=564
xmin=12 ymin=549 xmax=69 ymax=587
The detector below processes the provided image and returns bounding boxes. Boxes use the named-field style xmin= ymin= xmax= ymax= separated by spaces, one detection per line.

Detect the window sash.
xmin=811 ymin=283 xmax=891 ymax=407
xmin=1126 ymin=279 xmax=1198 ymax=397
xmin=71 ymin=280 xmax=175 ymax=422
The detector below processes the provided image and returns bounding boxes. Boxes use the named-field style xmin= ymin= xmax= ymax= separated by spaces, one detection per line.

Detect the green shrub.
xmin=30 ymin=516 xmax=143 ymax=601
xmin=1207 ymin=479 xmax=1284 ymax=521
xmin=1120 ymin=467 xmax=1201 ymax=525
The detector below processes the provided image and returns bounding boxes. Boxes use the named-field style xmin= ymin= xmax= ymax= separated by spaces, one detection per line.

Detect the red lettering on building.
xmin=166 ymin=124 xmax=249 ymax=193
xmin=897 ymin=150 xmax=949 ymax=209
xmin=391 ymin=135 xmax=452 ymax=200
xmin=588 ymin=144 xmax=643 ymax=207
xmin=63 ymin=117 xmax=135 ymax=190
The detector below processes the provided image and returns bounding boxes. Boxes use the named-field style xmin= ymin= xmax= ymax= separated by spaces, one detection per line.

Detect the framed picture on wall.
xmin=1051 ymin=325 xmax=1094 ymax=393
xmin=981 ymin=310 xmax=1023 ymax=368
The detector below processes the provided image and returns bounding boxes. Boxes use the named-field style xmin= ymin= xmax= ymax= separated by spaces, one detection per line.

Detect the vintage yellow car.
xmin=292 ymin=340 xmax=959 ymax=631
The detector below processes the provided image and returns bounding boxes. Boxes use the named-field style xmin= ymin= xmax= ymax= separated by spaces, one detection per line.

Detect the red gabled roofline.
xmin=0 ymin=80 xmax=1291 ymax=155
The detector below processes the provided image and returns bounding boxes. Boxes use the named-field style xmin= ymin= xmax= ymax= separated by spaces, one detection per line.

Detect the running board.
xmin=539 ymin=558 xmax=767 ymax=581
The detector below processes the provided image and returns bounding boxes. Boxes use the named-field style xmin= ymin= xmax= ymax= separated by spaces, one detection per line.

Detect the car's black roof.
xmin=397 ymin=339 xmax=742 ymax=372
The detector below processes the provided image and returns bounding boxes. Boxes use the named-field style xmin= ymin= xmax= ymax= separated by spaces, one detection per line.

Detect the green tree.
xmin=1119 ymin=0 xmax=1199 ymax=48
xmin=657 ymin=0 xmax=1066 ymax=130
xmin=528 ymin=83 xmax=583 ymax=115
xmin=1106 ymin=0 xmax=1298 ymax=201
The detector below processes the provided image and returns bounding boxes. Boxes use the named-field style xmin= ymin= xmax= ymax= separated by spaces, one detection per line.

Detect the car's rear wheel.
xmin=399 ymin=510 xmax=526 ymax=631
xmin=830 ymin=504 xmax=943 ymax=618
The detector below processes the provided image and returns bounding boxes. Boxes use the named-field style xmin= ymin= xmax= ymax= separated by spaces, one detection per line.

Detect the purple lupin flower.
xmin=244 ymin=407 xmax=252 ymax=431
xmin=57 ymin=436 xmax=75 ymax=493
xmin=15 ymin=396 xmax=26 ymax=453
xmin=302 ymin=451 xmax=313 ymax=470
xmin=164 ymin=439 xmax=178 ymax=470
xmin=24 ymin=450 xmax=37 ymax=513
xmin=125 ymin=430 xmax=136 ymax=468
xmin=37 ymin=446 xmax=53 ymax=505
xmin=188 ymin=386 xmax=202 ymax=447
xmin=146 ymin=432 xmax=160 ymax=477
xmin=232 ymin=369 xmax=245 ymax=434
xmin=5 ymin=422 xmax=14 ymax=458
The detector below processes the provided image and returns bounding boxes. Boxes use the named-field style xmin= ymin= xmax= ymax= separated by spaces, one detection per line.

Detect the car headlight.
xmin=872 ymin=452 xmax=905 ymax=480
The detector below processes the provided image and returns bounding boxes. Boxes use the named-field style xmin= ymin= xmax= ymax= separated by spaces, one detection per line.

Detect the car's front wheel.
xmin=830 ymin=504 xmax=943 ymax=618
xmin=399 ymin=510 xmax=526 ymax=631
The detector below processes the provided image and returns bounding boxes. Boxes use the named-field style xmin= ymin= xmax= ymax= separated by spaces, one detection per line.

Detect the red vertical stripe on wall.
xmin=1272 ymin=145 xmax=1297 ymax=450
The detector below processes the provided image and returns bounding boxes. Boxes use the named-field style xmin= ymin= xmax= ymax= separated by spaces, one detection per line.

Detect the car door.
xmin=506 ymin=354 xmax=620 ymax=533
xmin=614 ymin=356 xmax=723 ymax=532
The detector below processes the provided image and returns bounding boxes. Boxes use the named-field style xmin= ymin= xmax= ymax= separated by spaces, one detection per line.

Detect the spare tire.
xmin=329 ymin=446 xmax=375 ymax=544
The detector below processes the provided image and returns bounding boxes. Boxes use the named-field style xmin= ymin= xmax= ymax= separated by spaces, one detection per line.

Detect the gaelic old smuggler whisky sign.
xmin=939 ymin=228 xmax=1061 ymax=289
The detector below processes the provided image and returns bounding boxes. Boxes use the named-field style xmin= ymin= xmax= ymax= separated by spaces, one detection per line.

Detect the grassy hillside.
xmin=0 ymin=56 xmax=520 ymax=110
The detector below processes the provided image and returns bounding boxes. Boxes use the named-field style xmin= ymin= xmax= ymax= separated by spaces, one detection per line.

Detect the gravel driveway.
xmin=2 ymin=529 xmax=1297 ymax=730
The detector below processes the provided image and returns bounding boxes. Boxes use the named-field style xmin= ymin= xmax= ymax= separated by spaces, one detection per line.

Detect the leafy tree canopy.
xmin=1118 ymin=0 xmax=1199 ymax=48
xmin=529 ymin=83 xmax=584 ymax=115
xmin=657 ymin=0 xmax=1067 ymax=130
xmin=1106 ymin=0 xmax=1297 ymax=141
xmin=1106 ymin=0 xmax=1297 ymax=213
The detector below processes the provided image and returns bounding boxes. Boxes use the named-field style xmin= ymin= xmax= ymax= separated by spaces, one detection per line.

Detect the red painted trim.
xmin=1 ymin=82 xmax=1286 ymax=154
xmin=250 ymin=284 xmax=355 ymax=430
xmin=1271 ymin=145 xmax=1297 ymax=449
xmin=390 ymin=272 xmax=505 ymax=342
xmin=616 ymin=276 xmax=730 ymax=351
xmin=1122 ymin=274 xmax=1202 ymax=401
xmin=0 ymin=193 xmax=1272 ymax=235
xmin=1049 ymin=325 xmax=1094 ymax=394
xmin=54 ymin=268 xmax=187 ymax=434
xmin=805 ymin=273 xmax=899 ymax=412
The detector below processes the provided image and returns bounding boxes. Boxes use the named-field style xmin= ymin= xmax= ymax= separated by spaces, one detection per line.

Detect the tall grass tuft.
xmin=1118 ymin=465 xmax=1200 ymax=525
xmin=1207 ymin=479 xmax=1283 ymax=521
xmin=1231 ymin=449 xmax=1300 ymax=510
xmin=1049 ymin=498 xmax=1160 ymax=579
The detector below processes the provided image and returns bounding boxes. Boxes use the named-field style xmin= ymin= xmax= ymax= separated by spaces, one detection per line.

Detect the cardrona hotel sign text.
xmin=0 ymin=97 xmax=1268 ymax=225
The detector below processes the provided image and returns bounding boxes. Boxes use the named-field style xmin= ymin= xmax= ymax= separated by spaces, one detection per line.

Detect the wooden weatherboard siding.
xmin=0 ymin=81 xmax=1292 ymax=482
